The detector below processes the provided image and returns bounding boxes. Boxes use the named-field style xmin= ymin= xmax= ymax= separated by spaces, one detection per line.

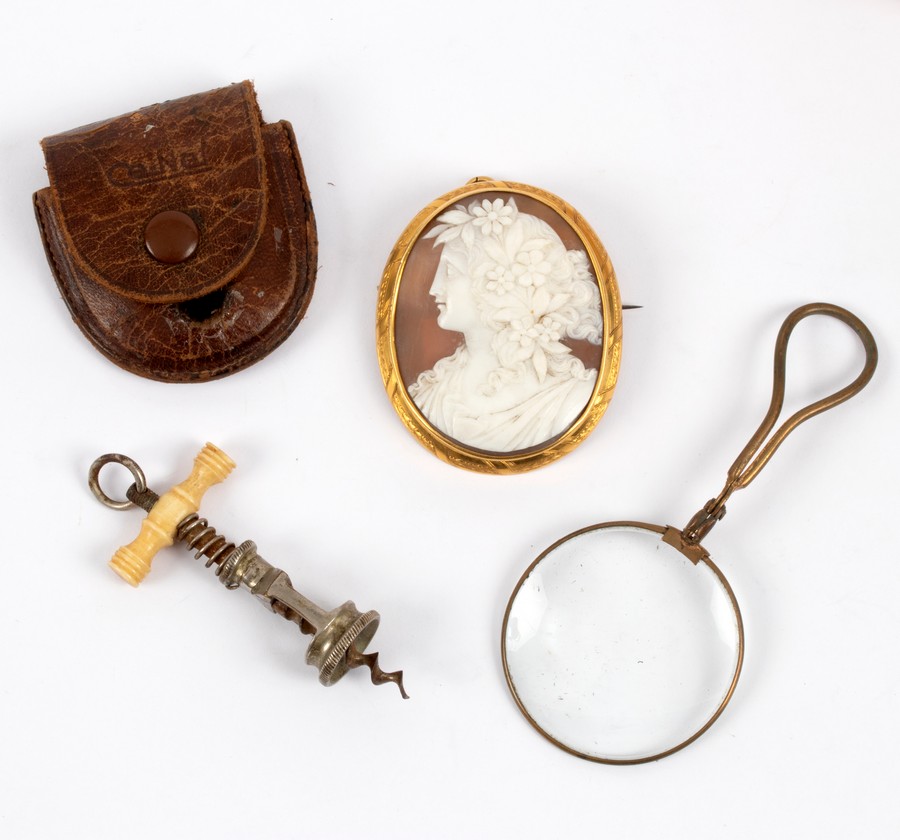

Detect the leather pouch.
xmin=33 ymin=81 xmax=317 ymax=382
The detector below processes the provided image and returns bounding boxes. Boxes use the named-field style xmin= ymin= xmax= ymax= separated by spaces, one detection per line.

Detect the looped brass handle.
xmin=728 ymin=302 xmax=877 ymax=490
xmin=683 ymin=302 xmax=877 ymax=544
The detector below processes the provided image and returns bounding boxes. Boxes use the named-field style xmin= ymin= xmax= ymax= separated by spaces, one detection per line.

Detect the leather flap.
xmin=41 ymin=81 xmax=267 ymax=304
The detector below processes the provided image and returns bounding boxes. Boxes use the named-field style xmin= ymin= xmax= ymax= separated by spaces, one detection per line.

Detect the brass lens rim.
xmin=501 ymin=520 xmax=745 ymax=765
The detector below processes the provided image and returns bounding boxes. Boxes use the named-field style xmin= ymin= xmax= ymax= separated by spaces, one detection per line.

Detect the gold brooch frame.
xmin=376 ymin=178 xmax=622 ymax=474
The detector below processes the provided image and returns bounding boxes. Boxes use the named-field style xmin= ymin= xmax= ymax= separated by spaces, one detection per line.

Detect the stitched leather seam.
xmin=278 ymin=120 xmax=318 ymax=284
xmin=277 ymin=121 xmax=303 ymax=226
xmin=33 ymin=193 xmax=66 ymax=285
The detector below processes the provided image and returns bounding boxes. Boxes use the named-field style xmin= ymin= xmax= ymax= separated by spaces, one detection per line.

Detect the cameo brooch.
xmin=377 ymin=178 xmax=622 ymax=473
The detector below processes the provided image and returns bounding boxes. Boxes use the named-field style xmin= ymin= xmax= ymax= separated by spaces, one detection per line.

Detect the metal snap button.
xmin=144 ymin=210 xmax=199 ymax=264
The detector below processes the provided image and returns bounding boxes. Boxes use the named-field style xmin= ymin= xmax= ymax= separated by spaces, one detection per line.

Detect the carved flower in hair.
xmin=506 ymin=314 xmax=566 ymax=382
xmin=512 ymin=241 xmax=553 ymax=288
xmin=471 ymin=198 xmax=516 ymax=236
xmin=483 ymin=262 xmax=517 ymax=294
xmin=424 ymin=197 xmax=519 ymax=247
xmin=495 ymin=286 xmax=573 ymax=381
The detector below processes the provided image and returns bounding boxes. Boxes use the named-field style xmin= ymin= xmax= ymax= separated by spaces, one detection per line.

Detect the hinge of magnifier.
xmin=662 ymin=483 xmax=732 ymax=564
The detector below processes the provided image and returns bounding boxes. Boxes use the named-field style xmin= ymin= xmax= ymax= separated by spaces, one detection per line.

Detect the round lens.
xmin=502 ymin=523 xmax=743 ymax=763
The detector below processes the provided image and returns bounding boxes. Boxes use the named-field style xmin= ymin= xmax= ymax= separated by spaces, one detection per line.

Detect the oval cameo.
xmin=377 ymin=179 xmax=621 ymax=473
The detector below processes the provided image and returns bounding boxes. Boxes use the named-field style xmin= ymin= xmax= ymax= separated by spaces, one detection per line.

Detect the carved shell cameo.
xmin=377 ymin=179 xmax=622 ymax=474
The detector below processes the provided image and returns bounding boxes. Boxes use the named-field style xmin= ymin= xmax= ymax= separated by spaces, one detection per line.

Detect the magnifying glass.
xmin=501 ymin=303 xmax=877 ymax=764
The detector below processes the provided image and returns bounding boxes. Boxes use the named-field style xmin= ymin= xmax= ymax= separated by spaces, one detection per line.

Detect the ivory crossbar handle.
xmin=109 ymin=443 xmax=236 ymax=586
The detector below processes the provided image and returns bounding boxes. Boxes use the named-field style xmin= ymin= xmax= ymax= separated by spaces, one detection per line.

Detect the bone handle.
xmin=109 ymin=443 xmax=236 ymax=586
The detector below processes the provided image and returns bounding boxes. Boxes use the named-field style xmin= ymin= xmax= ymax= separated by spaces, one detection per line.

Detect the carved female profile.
xmin=377 ymin=179 xmax=622 ymax=474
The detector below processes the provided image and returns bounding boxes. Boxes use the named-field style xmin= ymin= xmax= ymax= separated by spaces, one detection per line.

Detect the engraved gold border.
xmin=376 ymin=179 xmax=623 ymax=474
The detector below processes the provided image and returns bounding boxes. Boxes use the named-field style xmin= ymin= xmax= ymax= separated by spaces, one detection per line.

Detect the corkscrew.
xmin=88 ymin=443 xmax=408 ymax=698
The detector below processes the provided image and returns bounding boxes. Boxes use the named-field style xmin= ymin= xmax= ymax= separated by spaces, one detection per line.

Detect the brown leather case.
xmin=33 ymin=81 xmax=317 ymax=382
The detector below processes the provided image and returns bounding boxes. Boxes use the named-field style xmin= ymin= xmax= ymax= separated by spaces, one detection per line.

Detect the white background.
xmin=1 ymin=1 xmax=898 ymax=837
